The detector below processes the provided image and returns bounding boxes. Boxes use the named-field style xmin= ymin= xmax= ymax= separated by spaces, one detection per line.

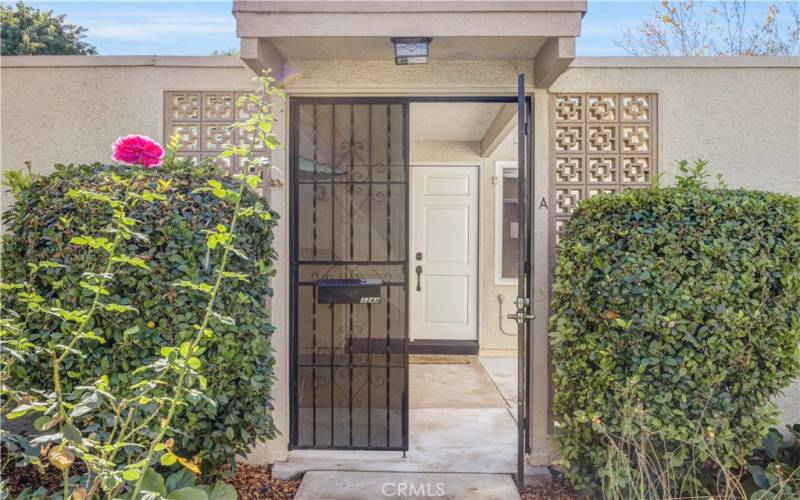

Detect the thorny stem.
xmin=130 ymin=103 xmax=269 ymax=499
xmin=63 ymin=467 xmax=70 ymax=500
xmin=53 ymin=182 xmax=135 ymax=498
xmin=86 ymin=399 xmax=141 ymax=498
xmin=120 ymin=401 xmax=164 ymax=442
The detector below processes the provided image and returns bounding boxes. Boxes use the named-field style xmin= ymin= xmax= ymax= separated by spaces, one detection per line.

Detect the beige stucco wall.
xmin=0 ymin=57 xmax=256 ymax=186
xmin=283 ymin=60 xmax=530 ymax=95
xmin=553 ymin=62 xmax=800 ymax=193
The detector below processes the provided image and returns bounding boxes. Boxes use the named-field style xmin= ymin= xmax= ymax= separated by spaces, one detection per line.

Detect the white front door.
xmin=410 ymin=166 xmax=479 ymax=341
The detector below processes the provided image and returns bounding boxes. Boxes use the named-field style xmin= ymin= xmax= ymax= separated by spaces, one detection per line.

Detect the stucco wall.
xmin=283 ymin=60 xmax=531 ymax=95
xmin=553 ymin=62 xmax=800 ymax=193
xmin=0 ymin=56 xmax=257 ymax=209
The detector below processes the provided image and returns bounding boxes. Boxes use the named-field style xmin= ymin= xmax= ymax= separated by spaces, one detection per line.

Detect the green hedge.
xmin=1 ymin=162 xmax=279 ymax=472
xmin=550 ymin=173 xmax=800 ymax=494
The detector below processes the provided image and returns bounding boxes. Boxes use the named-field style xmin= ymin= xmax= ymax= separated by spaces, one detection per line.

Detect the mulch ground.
xmin=224 ymin=462 xmax=300 ymax=500
xmin=2 ymin=461 xmax=88 ymax=497
xmin=2 ymin=461 xmax=299 ymax=499
xmin=521 ymin=474 xmax=588 ymax=500
xmin=4 ymin=460 xmax=584 ymax=499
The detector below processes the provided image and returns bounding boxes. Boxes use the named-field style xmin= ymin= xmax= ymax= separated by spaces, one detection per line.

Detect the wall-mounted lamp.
xmin=391 ymin=37 xmax=433 ymax=65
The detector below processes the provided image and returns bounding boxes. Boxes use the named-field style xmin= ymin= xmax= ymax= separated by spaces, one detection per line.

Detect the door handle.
xmin=507 ymin=296 xmax=535 ymax=324
xmin=507 ymin=312 xmax=536 ymax=322
xmin=415 ymin=265 xmax=422 ymax=291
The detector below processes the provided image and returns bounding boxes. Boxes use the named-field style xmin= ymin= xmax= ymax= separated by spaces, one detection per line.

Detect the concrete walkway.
xmin=275 ymin=357 xmax=521 ymax=478
xmin=294 ymin=471 xmax=521 ymax=500
xmin=275 ymin=357 xmax=551 ymax=488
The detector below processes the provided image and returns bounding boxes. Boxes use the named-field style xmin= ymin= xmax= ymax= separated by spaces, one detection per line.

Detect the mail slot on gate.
xmin=315 ymin=279 xmax=382 ymax=304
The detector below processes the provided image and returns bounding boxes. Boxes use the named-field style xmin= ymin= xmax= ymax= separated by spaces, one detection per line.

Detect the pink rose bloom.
xmin=112 ymin=135 xmax=165 ymax=168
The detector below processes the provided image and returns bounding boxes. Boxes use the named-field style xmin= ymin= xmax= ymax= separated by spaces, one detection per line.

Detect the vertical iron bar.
xmin=368 ymin=105 xmax=373 ymax=261
xmin=367 ymin=302 xmax=372 ymax=448
xmin=330 ymin=105 xmax=336 ymax=448
xmin=402 ymin=101 xmax=410 ymax=453
xmin=516 ymin=74 xmax=527 ymax=491
xmin=330 ymin=303 xmax=335 ymax=447
xmin=348 ymin=105 xmax=355 ymax=447
xmin=331 ymin=105 xmax=336 ymax=263
xmin=348 ymin=300 xmax=354 ymax=447
xmin=289 ymin=100 xmax=299 ymax=448
xmin=312 ymin=105 xmax=318 ymax=447
xmin=367 ymin=104 xmax=373 ymax=448
xmin=385 ymin=104 xmax=392 ymax=448
xmin=525 ymin=96 xmax=534 ymax=454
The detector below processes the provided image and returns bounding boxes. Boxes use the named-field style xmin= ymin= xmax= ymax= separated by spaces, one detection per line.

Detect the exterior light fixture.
xmin=391 ymin=37 xmax=432 ymax=65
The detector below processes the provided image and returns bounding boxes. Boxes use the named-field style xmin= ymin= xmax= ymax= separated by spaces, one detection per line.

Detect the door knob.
xmin=415 ymin=265 xmax=422 ymax=291
xmin=507 ymin=312 xmax=536 ymax=321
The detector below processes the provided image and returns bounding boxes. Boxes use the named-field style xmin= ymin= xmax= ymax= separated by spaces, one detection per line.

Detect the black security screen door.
xmin=289 ymin=99 xmax=409 ymax=451
xmin=513 ymin=74 xmax=534 ymax=490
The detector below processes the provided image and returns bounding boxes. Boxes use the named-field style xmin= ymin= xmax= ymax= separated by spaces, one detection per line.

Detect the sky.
xmin=3 ymin=1 xmax=794 ymax=56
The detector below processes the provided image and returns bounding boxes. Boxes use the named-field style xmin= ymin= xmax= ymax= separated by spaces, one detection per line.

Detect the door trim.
xmin=287 ymin=95 xmax=526 ymax=455
xmin=408 ymin=164 xmax=480 ymax=345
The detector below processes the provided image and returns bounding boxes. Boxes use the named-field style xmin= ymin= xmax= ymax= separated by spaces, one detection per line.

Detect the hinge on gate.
xmin=507 ymin=296 xmax=535 ymax=326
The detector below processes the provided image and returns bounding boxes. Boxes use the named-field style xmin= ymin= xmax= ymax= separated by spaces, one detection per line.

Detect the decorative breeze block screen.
xmin=164 ymin=91 xmax=270 ymax=178
xmin=551 ymin=93 xmax=658 ymax=249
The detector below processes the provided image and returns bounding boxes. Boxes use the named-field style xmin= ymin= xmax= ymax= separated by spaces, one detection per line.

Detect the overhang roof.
xmin=233 ymin=0 xmax=586 ymax=88
xmin=234 ymin=1 xmax=585 ymax=38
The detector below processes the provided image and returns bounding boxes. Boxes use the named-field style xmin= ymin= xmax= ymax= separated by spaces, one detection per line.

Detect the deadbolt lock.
xmin=507 ymin=296 xmax=534 ymax=325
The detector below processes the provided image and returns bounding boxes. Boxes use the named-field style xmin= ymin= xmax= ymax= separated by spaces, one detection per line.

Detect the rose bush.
xmin=1 ymin=75 xmax=283 ymax=498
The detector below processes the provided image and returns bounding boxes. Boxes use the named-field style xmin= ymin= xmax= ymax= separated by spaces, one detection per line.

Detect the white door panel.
xmin=424 ymin=206 xmax=469 ymax=264
xmin=424 ymin=275 xmax=469 ymax=324
xmin=411 ymin=166 xmax=478 ymax=341
xmin=424 ymin=174 xmax=470 ymax=196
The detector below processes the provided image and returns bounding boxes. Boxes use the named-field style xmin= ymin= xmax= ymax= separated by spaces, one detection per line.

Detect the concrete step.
xmin=272 ymin=453 xmax=552 ymax=486
xmin=294 ymin=471 xmax=521 ymax=500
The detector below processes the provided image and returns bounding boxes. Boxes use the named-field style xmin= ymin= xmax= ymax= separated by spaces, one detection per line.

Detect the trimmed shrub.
xmin=550 ymin=163 xmax=800 ymax=494
xmin=1 ymin=162 xmax=279 ymax=472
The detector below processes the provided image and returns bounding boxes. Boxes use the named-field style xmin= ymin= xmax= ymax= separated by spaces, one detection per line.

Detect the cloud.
xmin=87 ymin=20 xmax=233 ymax=42
xmin=67 ymin=9 xmax=235 ymax=43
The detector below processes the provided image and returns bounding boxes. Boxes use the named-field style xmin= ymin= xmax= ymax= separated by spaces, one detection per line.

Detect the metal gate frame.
xmin=288 ymin=95 xmax=532 ymax=455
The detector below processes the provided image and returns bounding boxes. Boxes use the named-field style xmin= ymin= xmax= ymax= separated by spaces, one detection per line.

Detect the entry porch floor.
xmin=273 ymin=356 xmax=548 ymax=481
